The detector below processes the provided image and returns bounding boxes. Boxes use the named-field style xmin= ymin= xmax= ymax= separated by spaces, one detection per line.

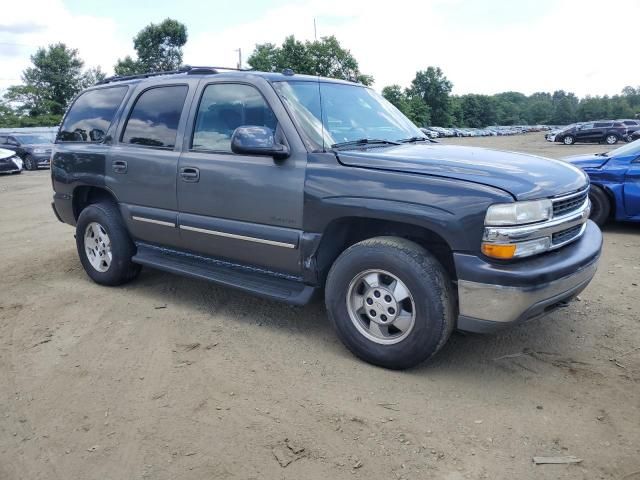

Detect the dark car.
xmin=564 ymin=139 xmax=640 ymax=225
xmin=0 ymin=133 xmax=53 ymax=170
xmin=552 ymin=121 xmax=627 ymax=145
xmin=629 ymin=130 xmax=640 ymax=142
xmin=51 ymin=67 xmax=601 ymax=369
xmin=618 ymin=119 xmax=640 ymax=137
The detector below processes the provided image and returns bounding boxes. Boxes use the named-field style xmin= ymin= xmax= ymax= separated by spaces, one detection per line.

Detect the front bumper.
xmin=455 ymin=220 xmax=602 ymax=333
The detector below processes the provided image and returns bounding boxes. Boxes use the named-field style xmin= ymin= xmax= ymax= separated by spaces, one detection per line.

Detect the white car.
xmin=0 ymin=147 xmax=23 ymax=174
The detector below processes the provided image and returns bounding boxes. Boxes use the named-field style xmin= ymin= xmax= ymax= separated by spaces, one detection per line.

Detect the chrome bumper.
xmin=458 ymin=258 xmax=597 ymax=325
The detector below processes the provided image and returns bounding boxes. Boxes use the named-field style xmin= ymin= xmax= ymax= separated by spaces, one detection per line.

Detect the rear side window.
xmin=58 ymin=86 xmax=128 ymax=142
xmin=613 ymin=122 xmax=625 ymax=128
xmin=595 ymin=122 xmax=612 ymax=127
xmin=191 ymin=83 xmax=277 ymax=152
xmin=121 ymin=85 xmax=188 ymax=148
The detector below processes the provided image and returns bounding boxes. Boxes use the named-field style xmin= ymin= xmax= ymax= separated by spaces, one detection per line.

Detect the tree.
xmin=115 ymin=18 xmax=188 ymax=75
xmin=382 ymin=85 xmax=430 ymax=126
xmin=408 ymin=67 xmax=453 ymax=126
xmin=248 ymin=35 xmax=373 ymax=85
xmin=2 ymin=42 xmax=100 ymax=123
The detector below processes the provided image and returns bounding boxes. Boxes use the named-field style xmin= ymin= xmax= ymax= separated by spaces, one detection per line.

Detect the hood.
xmin=562 ymin=153 xmax=609 ymax=169
xmin=336 ymin=143 xmax=588 ymax=200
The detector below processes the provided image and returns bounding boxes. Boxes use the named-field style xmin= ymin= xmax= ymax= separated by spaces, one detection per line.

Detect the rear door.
xmin=108 ymin=79 xmax=196 ymax=248
xmin=176 ymin=79 xmax=307 ymax=275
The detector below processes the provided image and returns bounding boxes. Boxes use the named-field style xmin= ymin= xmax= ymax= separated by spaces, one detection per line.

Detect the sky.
xmin=1 ymin=0 xmax=639 ymax=98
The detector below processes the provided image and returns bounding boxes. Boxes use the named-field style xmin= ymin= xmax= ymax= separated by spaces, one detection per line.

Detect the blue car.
xmin=565 ymin=140 xmax=640 ymax=226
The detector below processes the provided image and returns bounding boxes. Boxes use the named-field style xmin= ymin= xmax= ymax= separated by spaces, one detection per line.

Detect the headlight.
xmin=33 ymin=148 xmax=46 ymax=154
xmin=12 ymin=156 xmax=23 ymax=169
xmin=485 ymin=199 xmax=552 ymax=226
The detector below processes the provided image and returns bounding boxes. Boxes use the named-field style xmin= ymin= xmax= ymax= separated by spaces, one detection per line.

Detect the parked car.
xmin=551 ymin=121 xmax=627 ymax=145
xmin=0 ymin=147 xmax=23 ymax=174
xmin=0 ymin=133 xmax=53 ymax=170
xmin=419 ymin=127 xmax=439 ymax=139
xmin=564 ymin=140 xmax=640 ymax=225
xmin=617 ymin=119 xmax=640 ymax=137
xmin=51 ymin=67 xmax=601 ymax=369
xmin=627 ymin=130 xmax=640 ymax=142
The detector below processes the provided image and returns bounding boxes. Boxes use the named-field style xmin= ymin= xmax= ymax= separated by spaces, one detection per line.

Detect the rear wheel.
xmin=605 ymin=134 xmax=619 ymax=145
xmin=76 ymin=202 xmax=141 ymax=286
xmin=563 ymin=135 xmax=575 ymax=145
xmin=589 ymin=185 xmax=611 ymax=227
xmin=325 ymin=237 xmax=454 ymax=370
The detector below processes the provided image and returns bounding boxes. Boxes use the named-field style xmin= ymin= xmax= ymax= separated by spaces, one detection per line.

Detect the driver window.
xmin=192 ymin=83 xmax=278 ymax=152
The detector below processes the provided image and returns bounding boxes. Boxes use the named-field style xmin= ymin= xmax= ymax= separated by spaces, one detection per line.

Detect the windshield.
xmin=15 ymin=135 xmax=52 ymax=144
xmin=273 ymin=81 xmax=424 ymax=150
xmin=604 ymin=138 xmax=640 ymax=157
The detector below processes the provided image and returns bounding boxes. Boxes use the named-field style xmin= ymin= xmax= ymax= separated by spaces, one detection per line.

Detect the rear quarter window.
xmin=594 ymin=122 xmax=612 ymax=127
xmin=58 ymin=86 xmax=128 ymax=142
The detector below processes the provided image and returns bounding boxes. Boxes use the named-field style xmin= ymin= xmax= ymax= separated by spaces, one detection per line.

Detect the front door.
xmin=624 ymin=156 xmax=640 ymax=217
xmin=107 ymin=82 xmax=194 ymax=248
xmin=177 ymin=81 xmax=306 ymax=275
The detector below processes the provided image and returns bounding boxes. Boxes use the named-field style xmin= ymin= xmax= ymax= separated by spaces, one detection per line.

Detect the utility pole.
xmin=313 ymin=18 xmax=317 ymax=41
xmin=235 ymin=48 xmax=242 ymax=69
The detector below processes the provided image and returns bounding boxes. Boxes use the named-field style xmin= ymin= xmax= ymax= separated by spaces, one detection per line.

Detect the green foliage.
xmin=384 ymin=65 xmax=640 ymax=127
xmin=248 ymin=35 xmax=373 ymax=85
xmin=115 ymin=18 xmax=187 ymax=75
xmin=407 ymin=67 xmax=453 ymax=126
xmin=1 ymin=43 xmax=103 ymax=126
xmin=382 ymin=85 xmax=430 ymax=126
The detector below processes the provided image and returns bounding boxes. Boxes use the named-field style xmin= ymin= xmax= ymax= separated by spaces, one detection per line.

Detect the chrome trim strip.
xmin=132 ymin=216 xmax=176 ymax=228
xmin=179 ymin=225 xmax=297 ymax=249
xmin=483 ymin=198 xmax=590 ymax=244
xmin=551 ymin=186 xmax=589 ymax=202
xmin=458 ymin=259 xmax=598 ymax=323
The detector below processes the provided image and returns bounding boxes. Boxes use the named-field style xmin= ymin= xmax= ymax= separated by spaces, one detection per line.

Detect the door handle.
xmin=112 ymin=160 xmax=128 ymax=174
xmin=180 ymin=167 xmax=200 ymax=182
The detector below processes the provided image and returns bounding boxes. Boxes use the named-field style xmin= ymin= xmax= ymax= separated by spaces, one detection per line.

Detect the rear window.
xmin=58 ymin=86 xmax=128 ymax=142
xmin=594 ymin=122 xmax=612 ymax=127
xmin=121 ymin=85 xmax=188 ymax=148
xmin=622 ymin=120 xmax=638 ymax=126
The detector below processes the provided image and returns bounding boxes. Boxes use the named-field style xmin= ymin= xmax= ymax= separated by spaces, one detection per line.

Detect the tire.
xmin=563 ymin=135 xmax=575 ymax=145
xmin=325 ymin=237 xmax=455 ymax=370
xmin=588 ymin=185 xmax=611 ymax=227
xmin=604 ymin=134 xmax=618 ymax=145
xmin=75 ymin=201 xmax=141 ymax=286
xmin=25 ymin=155 xmax=36 ymax=171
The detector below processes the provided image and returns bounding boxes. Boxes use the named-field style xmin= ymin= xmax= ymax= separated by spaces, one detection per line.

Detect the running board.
xmin=132 ymin=244 xmax=316 ymax=305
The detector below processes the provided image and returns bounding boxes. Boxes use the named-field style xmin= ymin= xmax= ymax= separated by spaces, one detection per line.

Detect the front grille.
xmin=552 ymin=189 xmax=588 ymax=217
xmin=552 ymin=224 xmax=583 ymax=245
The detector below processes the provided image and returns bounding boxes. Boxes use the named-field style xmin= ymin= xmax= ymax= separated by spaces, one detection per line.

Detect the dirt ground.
xmin=1 ymin=133 xmax=639 ymax=480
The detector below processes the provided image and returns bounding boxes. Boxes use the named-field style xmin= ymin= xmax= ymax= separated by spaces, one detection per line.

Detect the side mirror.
xmin=231 ymin=126 xmax=289 ymax=160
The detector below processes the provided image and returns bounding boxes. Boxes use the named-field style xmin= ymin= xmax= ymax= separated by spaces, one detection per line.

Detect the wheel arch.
xmin=72 ymin=185 xmax=119 ymax=221
xmin=312 ymin=216 xmax=457 ymax=286
xmin=591 ymin=182 xmax=617 ymax=219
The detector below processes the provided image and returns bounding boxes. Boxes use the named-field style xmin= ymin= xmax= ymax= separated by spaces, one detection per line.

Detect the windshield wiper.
xmin=595 ymin=152 xmax=609 ymax=157
xmin=331 ymin=138 xmax=400 ymax=149
xmin=398 ymin=136 xmax=437 ymax=144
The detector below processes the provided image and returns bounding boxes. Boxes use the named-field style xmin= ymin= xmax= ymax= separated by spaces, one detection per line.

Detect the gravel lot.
xmin=1 ymin=133 xmax=638 ymax=480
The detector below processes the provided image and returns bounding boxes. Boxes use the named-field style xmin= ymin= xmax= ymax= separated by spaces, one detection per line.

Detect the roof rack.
xmin=96 ymin=65 xmax=251 ymax=85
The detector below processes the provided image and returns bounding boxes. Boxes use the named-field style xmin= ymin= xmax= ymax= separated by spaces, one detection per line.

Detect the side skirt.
xmin=132 ymin=243 xmax=317 ymax=305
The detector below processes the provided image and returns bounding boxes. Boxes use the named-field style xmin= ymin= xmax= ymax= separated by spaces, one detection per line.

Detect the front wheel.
xmin=563 ymin=135 xmax=575 ymax=145
xmin=325 ymin=237 xmax=454 ymax=370
xmin=589 ymin=185 xmax=611 ymax=227
xmin=24 ymin=155 xmax=36 ymax=170
xmin=76 ymin=202 xmax=141 ymax=286
xmin=604 ymin=134 xmax=619 ymax=145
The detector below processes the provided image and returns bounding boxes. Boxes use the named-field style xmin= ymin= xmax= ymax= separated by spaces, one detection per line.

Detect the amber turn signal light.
xmin=481 ymin=243 xmax=516 ymax=259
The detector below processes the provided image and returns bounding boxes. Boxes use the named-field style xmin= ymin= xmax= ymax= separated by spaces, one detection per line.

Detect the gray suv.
xmin=51 ymin=67 xmax=601 ymax=369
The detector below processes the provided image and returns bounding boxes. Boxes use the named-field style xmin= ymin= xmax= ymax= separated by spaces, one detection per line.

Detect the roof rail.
xmin=96 ymin=65 xmax=251 ymax=85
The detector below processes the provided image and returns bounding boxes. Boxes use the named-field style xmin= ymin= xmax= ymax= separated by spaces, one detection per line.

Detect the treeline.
xmin=382 ymin=69 xmax=640 ymax=127
xmin=2 ymin=26 xmax=638 ymax=129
